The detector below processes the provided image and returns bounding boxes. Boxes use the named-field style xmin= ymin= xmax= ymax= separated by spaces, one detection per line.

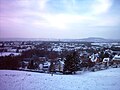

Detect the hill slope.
xmin=0 ymin=68 xmax=120 ymax=90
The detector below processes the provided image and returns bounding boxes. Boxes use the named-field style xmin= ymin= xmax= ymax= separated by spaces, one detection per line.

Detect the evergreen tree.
xmin=63 ymin=51 xmax=80 ymax=74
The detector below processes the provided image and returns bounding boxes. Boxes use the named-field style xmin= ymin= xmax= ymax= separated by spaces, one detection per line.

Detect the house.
xmin=112 ymin=55 xmax=120 ymax=67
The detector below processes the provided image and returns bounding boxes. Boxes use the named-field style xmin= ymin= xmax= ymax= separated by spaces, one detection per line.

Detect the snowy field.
xmin=0 ymin=68 xmax=120 ymax=90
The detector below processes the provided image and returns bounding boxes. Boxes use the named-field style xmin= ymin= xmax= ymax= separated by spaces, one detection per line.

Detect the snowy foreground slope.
xmin=0 ymin=68 xmax=120 ymax=90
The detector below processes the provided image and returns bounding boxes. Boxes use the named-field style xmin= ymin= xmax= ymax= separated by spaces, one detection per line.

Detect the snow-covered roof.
xmin=113 ymin=55 xmax=120 ymax=60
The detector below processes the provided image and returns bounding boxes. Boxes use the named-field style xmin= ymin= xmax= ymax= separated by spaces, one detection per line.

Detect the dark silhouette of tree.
xmin=48 ymin=51 xmax=58 ymax=60
xmin=49 ymin=61 xmax=55 ymax=73
xmin=28 ymin=60 xmax=35 ymax=69
xmin=63 ymin=51 xmax=80 ymax=74
xmin=0 ymin=56 xmax=21 ymax=70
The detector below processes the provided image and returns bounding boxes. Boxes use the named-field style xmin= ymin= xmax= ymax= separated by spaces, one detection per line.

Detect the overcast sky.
xmin=0 ymin=0 xmax=120 ymax=39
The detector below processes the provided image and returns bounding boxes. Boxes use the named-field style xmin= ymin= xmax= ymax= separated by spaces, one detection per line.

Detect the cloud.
xmin=0 ymin=0 xmax=115 ymax=28
xmin=92 ymin=16 xmax=120 ymax=27
xmin=0 ymin=0 xmax=120 ymax=39
xmin=32 ymin=13 xmax=95 ymax=29
xmin=31 ymin=0 xmax=115 ymax=29
xmin=39 ymin=0 xmax=48 ymax=10
xmin=91 ymin=0 xmax=113 ymax=15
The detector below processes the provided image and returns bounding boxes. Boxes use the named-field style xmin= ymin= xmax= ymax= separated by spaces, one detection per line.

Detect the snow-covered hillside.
xmin=0 ymin=68 xmax=120 ymax=90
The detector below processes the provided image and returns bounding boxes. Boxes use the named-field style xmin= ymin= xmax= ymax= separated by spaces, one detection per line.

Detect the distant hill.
xmin=82 ymin=37 xmax=120 ymax=42
xmin=77 ymin=37 xmax=119 ymax=43
xmin=0 ymin=37 xmax=120 ymax=43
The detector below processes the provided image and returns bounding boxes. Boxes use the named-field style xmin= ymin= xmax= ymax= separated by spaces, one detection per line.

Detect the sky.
xmin=0 ymin=0 xmax=120 ymax=39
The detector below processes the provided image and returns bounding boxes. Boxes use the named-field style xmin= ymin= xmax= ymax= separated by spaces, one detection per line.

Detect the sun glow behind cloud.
xmin=91 ymin=0 xmax=113 ymax=15
xmin=30 ymin=0 xmax=115 ymax=29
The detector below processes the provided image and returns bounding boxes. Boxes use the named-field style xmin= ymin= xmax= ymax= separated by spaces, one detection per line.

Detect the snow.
xmin=113 ymin=55 xmax=120 ymax=60
xmin=0 ymin=68 xmax=120 ymax=90
xmin=0 ymin=52 xmax=21 ymax=57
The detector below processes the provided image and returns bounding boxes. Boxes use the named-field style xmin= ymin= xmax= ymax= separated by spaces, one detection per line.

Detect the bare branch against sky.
xmin=0 ymin=0 xmax=120 ymax=39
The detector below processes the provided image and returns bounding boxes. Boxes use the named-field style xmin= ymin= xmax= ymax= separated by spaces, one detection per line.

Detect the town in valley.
xmin=0 ymin=38 xmax=120 ymax=74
